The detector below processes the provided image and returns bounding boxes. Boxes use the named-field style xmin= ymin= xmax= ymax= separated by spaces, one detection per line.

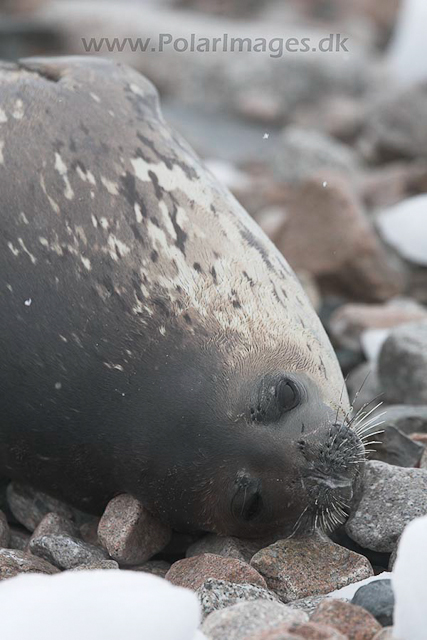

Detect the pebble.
xmin=197 ymin=578 xmax=280 ymax=619
xmin=345 ymin=461 xmax=427 ymax=552
xmin=79 ymin=516 xmax=101 ymax=546
xmin=29 ymin=534 xmax=109 ymax=570
xmin=352 ymin=579 xmax=395 ymax=627
xmin=186 ymin=533 xmax=261 ymax=563
xmin=311 ymin=599 xmax=382 ymax=639
xmin=166 ymin=553 xmax=267 ymax=591
xmin=369 ymin=425 xmax=425 ymax=468
xmin=0 ymin=510 xmax=10 ymax=548
xmin=250 ymin=534 xmax=373 ymax=603
xmin=97 ymin=494 xmax=172 ymax=565
xmin=30 ymin=512 xmax=79 ymax=545
xmin=201 ymin=600 xmax=308 ymax=640
xmin=272 ymin=172 xmax=402 ymax=302
xmin=0 ymin=548 xmax=59 ymax=580
xmin=129 ymin=560 xmax=171 ymax=578
xmin=6 ymin=482 xmax=75 ymax=532
xmin=376 ymin=195 xmax=427 ymax=267
xmin=8 ymin=527 xmax=31 ymax=551
xmin=71 ymin=560 xmax=120 ymax=571
xmin=287 ymin=595 xmax=329 ymax=616
xmin=378 ymin=321 xmax=427 ymax=405
xmin=273 ymin=127 xmax=359 ymax=183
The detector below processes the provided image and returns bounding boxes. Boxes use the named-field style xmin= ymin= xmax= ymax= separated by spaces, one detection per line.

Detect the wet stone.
xmin=369 ymin=426 xmax=425 ymax=468
xmin=6 ymin=482 xmax=75 ymax=532
xmin=98 ymin=494 xmax=172 ymax=565
xmin=201 ymin=600 xmax=308 ymax=640
xmin=352 ymin=579 xmax=395 ymax=627
xmin=311 ymin=599 xmax=382 ymax=639
xmin=346 ymin=461 xmax=427 ymax=552
xmin=166 ymin=553 xmax=267 ymax=591
xmin=0 ymin=548 xmax=59 ymax=580
xmin=0 ymin=510 xmax=10 ymax=548
xmin=250 ymin=534 xmax=373 ymax=603
xmin=196 ymin=578 xmax=281 ymax=619
xmin=29 ymin=534 xmax=109 ymax=570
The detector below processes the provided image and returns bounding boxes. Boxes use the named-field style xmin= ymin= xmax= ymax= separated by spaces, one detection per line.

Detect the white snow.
xmin=0 ymin=570 xmax=206 ymax=640
xmin=376 ymin=195 xmax=427 ymax=267
xmin=388 ymin=0 xmax=427 ymax=86
xmin=327 ymin=572 xmax=392 ymax=602
xmin=393 ymin=515 xmax=427 ymax=640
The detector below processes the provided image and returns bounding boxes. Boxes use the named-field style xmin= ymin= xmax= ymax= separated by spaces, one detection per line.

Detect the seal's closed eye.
xmin=276 ymin=379 xmax=299 ymax=412
xmin=251 ymin=376 xmax=301 ymax=423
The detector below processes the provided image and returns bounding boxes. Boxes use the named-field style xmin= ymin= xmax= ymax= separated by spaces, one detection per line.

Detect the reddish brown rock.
xmin=98 ymin=494 xmax=172 ymax=565
xmin=186 ymin=534 xmax=262 ymax=563
xmin=0 ymin=511 xmax=10 ymax=548
xmin=6 ymin=482 xmax=75 ymax=532
xmin=272 ymin=173 xmax=403 ymax=302
xmin=243 ymin=620 xmax=347 ymax=639
xmin=0 ymin=548 xmax=59 ymax=580
xmin=250 ymin=534 xmax=373 ymax=603
xmin=311 ymin=599 xmax=382 ymax=640
xmin=30 ymin=512 xmax=79 ymax=548
xmin=166 ymin=553 xmax=267 ymax=591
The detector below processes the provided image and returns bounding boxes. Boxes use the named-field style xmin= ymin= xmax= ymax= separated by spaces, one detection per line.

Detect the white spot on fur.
xmin=0 ymin=140 xmax=4 ymax=164
xmin=159 ymin=326 xmax=166 ymax=336
xmin=76 ymin=165 xmax=96 ymax=186
xmin=18 ymin=212 xmax=29 ymax=225
xmin=40 ymin=175 xmax=60 ymax=214
xmin=24 ymin=298 xmax=32 ymax=306
xmin=55 ymin=382 xmax=62 ymax=390
xmin=6 ymin=284 xmax=13 ymax=292
xmin=81 ymin=256 xmax=91 ymax=270
xmin=12 ymin=99 xmax=24 ymax=120
xmin=59 ymin=334 xmax=68 ymax=343
xmin=107 ymin=235 xmax=130 ymax=261
xmin=7 ymin=242 xmax=19 ymax=257
xmin=55 ymin=153 xmax=74 ymax=200
xmin=100 ymin=218 xmax=110 ymax=230
xmin=130 ymin=83 xmax=145 ymax=97
xmin=103 ymin=362 xmax=124 ymax=372
xmin=18 ymin=238 xmax=36 ymax=264
xmin=90 ymin=92 xmax=101 ymax=103
xmin=91 ymin=215 xmax=98 ymax=228
xmin=101 ymin=176 xmax=119 ymax=195
xmin=134 ymin=203 xmax=143 ymax=223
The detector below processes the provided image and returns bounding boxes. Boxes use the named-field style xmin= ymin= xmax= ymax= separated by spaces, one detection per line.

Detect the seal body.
xmin=0 ymin=57 xmax=363 ymax=537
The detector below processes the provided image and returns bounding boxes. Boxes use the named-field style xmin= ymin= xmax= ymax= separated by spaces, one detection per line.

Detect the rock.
xmin=8 ymin=527 xmax=31 ymax=551
xmin=197 ymin=578 xmax=280 ymax=619
xmin=273 ymin=127 xmax=359 ymax=184
xmin=388 ymin=0 xmax=427 ymax=86
xmin=329 ymin=299 xmax=427 ymax=353
xmin=242 ymin=621 xmax=347 ymax=639
xmin=166 ymin=553 xmax=267 ymax=591
xmin=29 ymin=534 xmax=109 ymax=570
xmin=201 ymin=600 xmax=308 ymax=640
xmin=369 ymin=426 xmax=425 ymax=468
xmin=186 ymin=534 xmax=261 ymax=563
xmin=346 ymin=362 xmax=384 ymax=415
xmin=352 ymin=579 xmax=395 ymax=627
xmin=393 ymin=514 xmax=427 ymax=640
xmin=6 ymin=482 xmax=75 ymax=532
xmin=377 ymin=195 xmax=427 ymax=267
xmin=30 ymin=512 xmax=79 ymax=546
xmin=272 ymin=173 xmax=403 ymax=302
xmin=71 ymin=560 xmax=120 ymax=571
xmin=287 ymin=595 xmax=329 ymax=616
xmin=291 ymin=95 xmax=366 ymax=143
xmin=372 ymin=629 xmax=395 ymax=639
xmin=376 ymin=404 xmax=427 ymax=435
xmin=345 ymin=461 xmax=427 ymax=552
xmin=129 ymin=560 xmax=171 ymax=578
xmin=311 ymin=599 xmax=382 ymax=639
xmin=361 ymin=162 xmax=427 ymax=210
xmin=421 ymin=449 xmax=427 ymax=470
xmin=79 ymin=517 xmax=100 ymax=546
xmin=0 ymin=510 xmax=10 ymax=548
xmin=250 ymin=534 xmax=373 ymax=603
xmin=0 ymin=548 xmax=59 ymax=580
xmin=378 ymin=321 xmax=427 ymax=404
xmin=362 ymin=83 xmax=427 ymax=162
xmin=328 ymin=573 xmax=393 ymax=601
xmin=97 ymin=494 xmax=172 ymax=566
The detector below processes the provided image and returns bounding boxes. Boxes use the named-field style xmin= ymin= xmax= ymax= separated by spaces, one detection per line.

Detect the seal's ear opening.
xmin=231 ymin=476 xmax=263 ymax=523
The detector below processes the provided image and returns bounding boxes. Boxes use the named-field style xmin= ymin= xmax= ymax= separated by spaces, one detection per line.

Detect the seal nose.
xmin=231 ymin=477 xmax=263 ymax=523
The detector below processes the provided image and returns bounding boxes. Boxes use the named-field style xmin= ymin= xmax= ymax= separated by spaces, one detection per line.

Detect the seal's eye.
xmin=276 ymin=379 xmax=299 ymax=412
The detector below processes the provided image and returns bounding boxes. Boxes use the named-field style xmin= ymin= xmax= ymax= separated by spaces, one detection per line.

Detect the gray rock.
xmin=201 ymin=599 xmax=308 ymax=640
xmin=197 ymin=578 xmax=281 ymax=619
xmin=98 ymin=494 xmax=172 ymax=565
xmin=129 ymin=560 xmax=171 ymax=578
xmin=370 ymin=425 xmax=425 ymax=468
xmin=29 ymin=534 xmax=109 ymax=570
xmin=376 ymin=405 xmax=427 ymax=435
xmin=346 ymin=461 xmax=427 ymax=552
xmin=71 ymin=560 xmax=119 ymax=571
xmin=30 ymin=512 xmax=79 ymax=546
xmin=286 ymin=594 xmax=328 ymax=616
xmin=361 ymin=83 xmax=427 ymax=162
xmin=273 ymin=127 xmax=358 ymax=183
xmin=378 ymin=321 xmax=427 ymax=405
xmin=352 ymin=579 xmax=395 ymax=627
xmin=8 ymin=527 xmax=31 ymax=551
xmin=0 ymin=548 xmax=59 ymax=580
xmin=346 ymin=362 xmax=384 ymax=416
xmin=0 ymin=510 xmax=10 ymax=548
xmin=6 ymin=482 xmax=75 ymax=532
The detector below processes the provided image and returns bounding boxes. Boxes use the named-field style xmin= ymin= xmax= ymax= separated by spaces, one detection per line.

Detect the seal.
xmin=0 ymin=56 xmax=367 ymax=538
